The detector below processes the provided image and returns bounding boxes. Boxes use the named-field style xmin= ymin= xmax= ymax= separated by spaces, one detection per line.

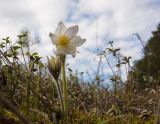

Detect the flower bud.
xmin=47 ymin=56 xmax=61 ymax=81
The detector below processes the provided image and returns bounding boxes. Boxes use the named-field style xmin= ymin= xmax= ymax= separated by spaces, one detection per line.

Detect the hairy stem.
xmin=55 ymin=80 xmax=65 ymax=115
xmin=61 ymin=55 xmax=68 ymax=117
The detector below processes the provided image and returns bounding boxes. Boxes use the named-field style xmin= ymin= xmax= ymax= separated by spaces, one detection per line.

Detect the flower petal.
xmin=49 ymin=33 xmax=58 ymax=45
xmin=65 ymin=25 xmax=79 ymax=39
xmin=55 ymin=21 xmax=67 ymax=35
xmin=57 ymin=45 xmax=76 ymax=57
xmin=66 ymin=45 xmax=76 ymax=57
xmin=70 ymin=36 xmax=86 ymax=47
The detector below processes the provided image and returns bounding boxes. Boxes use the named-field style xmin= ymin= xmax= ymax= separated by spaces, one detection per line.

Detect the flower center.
xmin=58 ymin=36 xmax=69 ymax=46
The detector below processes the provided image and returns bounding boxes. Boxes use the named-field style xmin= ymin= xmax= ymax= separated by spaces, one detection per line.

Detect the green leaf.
xmin=29 ymin=61 xmax=34 ymax=69
xmin=6 ymin=54 xmax=12 ymax=57
xmin=6 ymin=40 xmax=10 ymax=43
xmin=32 ymin=52 xmax=38 ymax=56
xmin=37 ymin=62 xmax=44 ymax=68
xmin=121 ymin=62 xmax=126 ymax=64
xmin=17 ymin=34 xmax=26 ymax=38
xmin=6 ymin=37 xmax=10 ymax=40
xmin=68 ymin=68 xmax=72 ymax=72
xmin=0 ymin=43 xmax=5 ymax=48
xmin=26 ymin=51 xmax=30 ymax=56
xmin=12 ymin=46 xmax=21 ymax=50
xmin=34 ymin=56 xmax=42 ymax=62
xmin=18 ymin=41 xmax=24 ymax=45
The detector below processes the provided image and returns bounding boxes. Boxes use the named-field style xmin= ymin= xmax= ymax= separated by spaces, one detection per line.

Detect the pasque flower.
xmin=47 ymin=56 xmax=64 ymax=113
xmin=49 ymin=21 xmax=86 ymax=57
xmin=47 ymin=56 xmax=61 ymax=81
xmin=48 ymin=21 xmax=86 ymax=117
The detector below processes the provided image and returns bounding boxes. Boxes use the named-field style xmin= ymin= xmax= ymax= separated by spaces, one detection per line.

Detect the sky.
xmin=0 ymin=0 xmax=160 ymax=83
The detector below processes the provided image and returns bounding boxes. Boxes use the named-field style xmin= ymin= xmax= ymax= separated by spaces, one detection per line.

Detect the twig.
xmin=0 ymin=95 xmax=33 ymax=124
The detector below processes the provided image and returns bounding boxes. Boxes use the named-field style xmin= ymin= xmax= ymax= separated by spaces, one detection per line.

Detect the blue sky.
xmin=0 ymin=0 xmax=160 ymax=83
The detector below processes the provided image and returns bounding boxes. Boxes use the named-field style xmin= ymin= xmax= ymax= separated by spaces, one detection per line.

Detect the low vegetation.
xmin=0 ymin=24 xmax=160 ymax=124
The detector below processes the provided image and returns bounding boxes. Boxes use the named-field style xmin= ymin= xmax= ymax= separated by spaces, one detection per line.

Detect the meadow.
xmin=0 ymin=23 xmax=160 ymax=124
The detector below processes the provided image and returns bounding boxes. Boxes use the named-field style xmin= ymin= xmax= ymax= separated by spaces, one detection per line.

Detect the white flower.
xmin=49 ymin=21 xmax=86 ymax=57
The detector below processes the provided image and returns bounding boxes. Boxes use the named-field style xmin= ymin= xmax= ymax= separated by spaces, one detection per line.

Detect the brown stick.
xmin=0 ymin=95 xmax=33 ymax=124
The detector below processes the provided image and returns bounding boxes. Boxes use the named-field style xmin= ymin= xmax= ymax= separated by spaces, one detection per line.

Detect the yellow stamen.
xmin=58 ymin=36 xmax=69 ymax=46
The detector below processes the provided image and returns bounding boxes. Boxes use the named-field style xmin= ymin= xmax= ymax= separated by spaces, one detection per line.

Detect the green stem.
xmin=61 ymin=56 xmax=68 ymax=117
xmin=55 ymin=80 xmax=64 ymax=115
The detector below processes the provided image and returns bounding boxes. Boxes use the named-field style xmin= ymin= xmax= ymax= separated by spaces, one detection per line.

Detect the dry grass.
xmin=0 ymin=34 xmax=159 ymax=124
